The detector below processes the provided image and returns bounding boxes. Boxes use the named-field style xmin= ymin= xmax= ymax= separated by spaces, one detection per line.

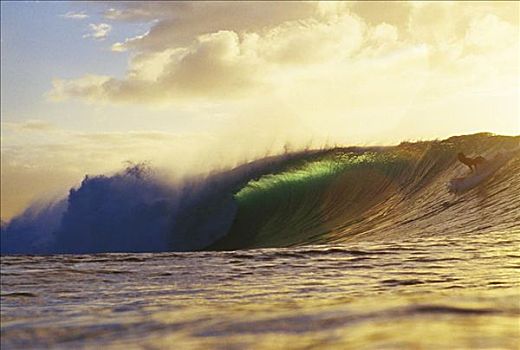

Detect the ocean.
xmin=1 ymin=133 xmax=519 ymax=349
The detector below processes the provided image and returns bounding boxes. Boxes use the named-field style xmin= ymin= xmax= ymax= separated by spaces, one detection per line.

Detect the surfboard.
xmin=447 ymin=152 xmax=514 ymax=194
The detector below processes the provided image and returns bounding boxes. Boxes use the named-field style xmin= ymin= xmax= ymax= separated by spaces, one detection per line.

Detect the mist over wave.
xmin=1 ymin=152 xmax=319 ymax=254
xmin=2 ymin=133 xmax=519 ymax=255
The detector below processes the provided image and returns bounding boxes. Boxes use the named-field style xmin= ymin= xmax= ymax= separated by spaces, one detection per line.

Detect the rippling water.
xmin=2 ymin=230 xmax=519 ymax=349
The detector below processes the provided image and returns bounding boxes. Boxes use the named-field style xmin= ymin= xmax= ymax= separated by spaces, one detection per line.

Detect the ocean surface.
xmin=2 ymin=231 xmax=519 ymax=349
xmin=1 ymin=133 xmax=520 ymax=349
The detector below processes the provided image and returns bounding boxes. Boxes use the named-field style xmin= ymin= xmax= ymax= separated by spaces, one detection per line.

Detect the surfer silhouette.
xmin=457 ymin=152 xmax=486 ymax=173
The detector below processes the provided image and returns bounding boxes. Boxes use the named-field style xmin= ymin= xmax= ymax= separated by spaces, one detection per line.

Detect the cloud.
xmin=50 ymin=1 xmax=518 ymax=109
xmin=465 ymin=14 xmax=517 ymax=50
xmin=105 ymin=2 xmax=319 ymax=50
xmin=103 ymin=6 xmax=159 ymax=22
xmin=2 ymin=120 xmax=57 ymax=132
xmin=60 ymin=11 xmax=89 ymax=20
xmin=51 ymin=12 xmax=367 ymax=103
xmin=111 ymin=31 xmax=149 ymax=52
xmin=75 ymin=131 xmax=182 ymax=143
xmin=1 ymin=125 xmax=211 ymax=181
xmin=252 ymin=14 xmax=365 ymax=65
xmin=348 ymin=1 xmax=412 ymax=30
xmin=51 ymin=30 xmax=267 ymax=103
xmin=48 ymin=74 xmax=112 ymax=102
xmin=83 ymin=23 xmax=112 ymax=41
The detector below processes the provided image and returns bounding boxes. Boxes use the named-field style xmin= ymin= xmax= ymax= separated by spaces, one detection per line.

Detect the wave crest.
xmin=2 ymin=133 xmax=519 ymax=254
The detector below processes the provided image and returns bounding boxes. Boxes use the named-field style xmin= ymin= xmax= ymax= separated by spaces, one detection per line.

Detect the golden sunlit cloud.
xmin=49 ymin=1 xmax=518 ymax=108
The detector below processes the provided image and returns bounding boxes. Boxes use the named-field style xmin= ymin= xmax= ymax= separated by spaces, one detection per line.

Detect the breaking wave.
xmin=2 ymin=133 xmax=519 ymax=254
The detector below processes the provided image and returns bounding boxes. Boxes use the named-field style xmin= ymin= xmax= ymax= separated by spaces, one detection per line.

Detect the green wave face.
xmin=212 ymin=133 xmax=520 ymax=250
xmin=226 ymin=151 xmax=414 ymax=248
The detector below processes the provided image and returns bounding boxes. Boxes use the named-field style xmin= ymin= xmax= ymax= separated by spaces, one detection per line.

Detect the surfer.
xmin=457 ymin=152 xmax=486 ymax=173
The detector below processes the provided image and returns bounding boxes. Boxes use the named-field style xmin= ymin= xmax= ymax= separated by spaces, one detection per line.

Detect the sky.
xmin=1 ymin=1 xmax=519 ymax=220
